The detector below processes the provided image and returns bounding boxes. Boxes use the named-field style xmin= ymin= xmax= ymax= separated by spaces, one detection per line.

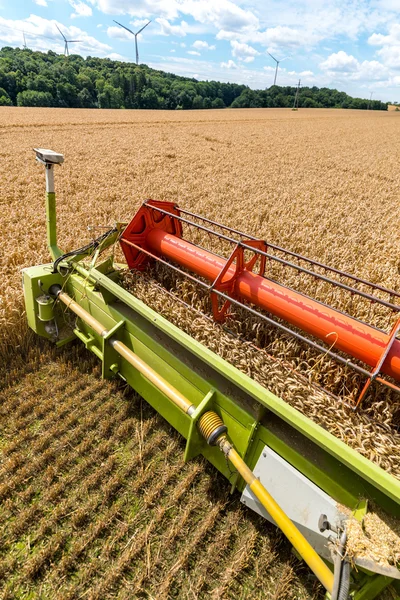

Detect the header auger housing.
xmin=22 ymin=150 xmax=400 ymax=600
xmin=120 ymin=200 xmax=400 ymax=409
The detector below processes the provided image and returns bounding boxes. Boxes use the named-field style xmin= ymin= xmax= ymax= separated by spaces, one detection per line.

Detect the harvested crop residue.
xmin=346 ymin=509 xmax=400 ymax=567
xmin=122 ymin=267 xmax=400 ymax=480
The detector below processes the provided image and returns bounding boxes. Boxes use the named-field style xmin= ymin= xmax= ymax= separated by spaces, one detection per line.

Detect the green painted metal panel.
xmin=353 ymin=575 xmax=394 ymax=600
xmin=71 ymin=263 xmax=400 ymax=511
xmin=46 ymin=191 xmax=62 ymax=260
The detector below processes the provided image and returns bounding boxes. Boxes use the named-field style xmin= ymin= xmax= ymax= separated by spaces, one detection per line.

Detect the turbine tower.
xmin=267 ymin=52 xmax=289 ymax=86
xmin=23 ymin=32 xmax=27 ymax=49
xmin=113 ymin=19 xmax=152 ymax=65
xmin=56 ymin=24 xmax=81 ymax=56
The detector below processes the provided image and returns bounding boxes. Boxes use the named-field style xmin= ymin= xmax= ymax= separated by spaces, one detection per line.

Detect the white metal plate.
xmin=240 ymin=446 xmax=347 ymax=562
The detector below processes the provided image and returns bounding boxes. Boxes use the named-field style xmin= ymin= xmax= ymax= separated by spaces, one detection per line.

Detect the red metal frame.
xmin=210 ymin=240 xmax=267 ymax=321
xmin=120 ymin=200 xmax=182 ymax=270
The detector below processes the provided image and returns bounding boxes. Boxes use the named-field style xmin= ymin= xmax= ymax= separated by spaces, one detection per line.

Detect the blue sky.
xmin=1 ymin=0 xmax=400 ymax=101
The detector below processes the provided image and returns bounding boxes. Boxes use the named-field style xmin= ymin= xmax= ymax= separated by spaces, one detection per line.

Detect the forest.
xmin=0 ymin=46 xmax=388 ymax=111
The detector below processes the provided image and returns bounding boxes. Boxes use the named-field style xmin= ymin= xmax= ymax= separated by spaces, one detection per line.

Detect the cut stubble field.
xmin=1 ymin=107 xmax=400 ymax=598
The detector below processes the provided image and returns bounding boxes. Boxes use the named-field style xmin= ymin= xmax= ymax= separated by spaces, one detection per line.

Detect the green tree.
xmin=0 ymin=47 xmax=389 ymax=112
xmin=16 ymin=90 xmax=53 ymax=106
xmin=98 ymin=83 xmax=123 ymax=109
xmin=56 ymin=82 xmax=79 ymax=107
xmin=141 ymin=88 xmax=159 ymax=109
xmin=192 ymin=94 xmax=204 ymax=109
xmin=0 ymin=86 xmax=12 ymax=105
xmin=78 ymin=88 xmax=95 ymax=108
xmin=211 ymin=97 xmax=225 ymax=109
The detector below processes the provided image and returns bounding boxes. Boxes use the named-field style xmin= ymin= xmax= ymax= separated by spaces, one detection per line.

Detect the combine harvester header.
xmin=23 ymin=149 xmax=400 ymax=600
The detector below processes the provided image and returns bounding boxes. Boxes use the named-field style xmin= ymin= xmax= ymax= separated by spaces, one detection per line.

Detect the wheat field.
xmin=1 ymin=106 xmax=400 ymax=598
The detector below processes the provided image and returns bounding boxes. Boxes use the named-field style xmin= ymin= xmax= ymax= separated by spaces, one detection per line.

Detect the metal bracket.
xmin=184 ymin=389 xmax=216 ymax=462
xmin=101 ymin=320 xmax=125 ymax=380
xmin=73 ymin=329 xmax=103 ymax=361
xmin=230 ymin=418 xmax=260 ymax=492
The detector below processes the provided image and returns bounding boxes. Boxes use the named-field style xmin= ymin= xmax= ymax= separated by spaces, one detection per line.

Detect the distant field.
xmin=1 ymin=107 xmax=400 ymax=598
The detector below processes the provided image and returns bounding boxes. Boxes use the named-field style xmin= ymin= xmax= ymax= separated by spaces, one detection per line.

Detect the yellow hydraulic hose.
xmin=56 ymin=289 xmax=334 ymax=594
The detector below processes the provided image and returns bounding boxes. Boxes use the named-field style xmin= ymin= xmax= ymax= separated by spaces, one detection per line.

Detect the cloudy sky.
xmin=1 ymin=0 xmax=400 ymax=101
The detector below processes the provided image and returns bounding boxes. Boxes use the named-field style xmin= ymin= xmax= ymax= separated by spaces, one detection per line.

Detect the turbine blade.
xmin=68 ymin=40 xmax=81 ymax=43
xmin=113 ymin=20 xmax=135 ymax=35
xmin=267 ymin=51 xmax=277 ymax=62
xmin=56 ymin=24 xmax=67 ymax=41
xmin=136 ymin=20 xmax=151 ymax=35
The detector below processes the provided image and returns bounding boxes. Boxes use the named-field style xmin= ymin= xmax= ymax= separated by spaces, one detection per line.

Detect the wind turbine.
xmin=56 ymin=24 xmax=81 ymax=56
xmin=23 ymin=32 xmax=27 ymax=49
xmin=267 ymin=52 xmax=290 ymax=86
xmin=113 ymin=19 xmax=152 ymax=65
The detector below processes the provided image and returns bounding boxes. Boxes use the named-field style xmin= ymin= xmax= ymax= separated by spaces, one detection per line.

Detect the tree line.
xmin=0 ymin=47 xmax=388 ymax=111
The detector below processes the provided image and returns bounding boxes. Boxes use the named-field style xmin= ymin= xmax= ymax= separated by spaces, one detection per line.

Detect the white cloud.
xmin=0 ymin=14 xmax=111 ymax=55
xmin=369 ymin=24 xmax=400 ymax=69
xmin=180 ymin=42 xmax=186 ymax=47
xmin=93 ymin=0 xmax=258 ymax=31
xmin=188 ymin=50 xmax=200 ymax=55
xmin=320 ymin=51 xmax=389 ymax=82
xmin=320 ymin=51 xmax=359 ymax=72
xmin=377 ymin=45 xmax=400 ymax=69
xmin=97 ymin=23 xmax=103 ymax=28
xmin=217 ymin=25 xmax=319 ymax=49
xmin=107 ymin=25 xmax=132 ymax=40
xmin=156 ymin=18 xmax=188 ymax=37
xmin=261 ymin=26 xmax=317 ymax=48
xmin=247 ymin=1 xmax=392 ymax=42
xmin=107 ymin=52 xmax=129 ymax=60
xmin=221 ymin=59 xmax=237 ymax=69
xmin=94 ymin=0 xmax=179 ymax=20
xmin=192 ymin=39 xmax=215 ymax=51
xmin=230 ymin=40 xmax=259 ymax=62
xmin=178 ymin=0 xmax=259 ymax=32
xmin=69 ymin=1 xmax=93 ymax=18
xmin=170 ymin=49 xmax=176 ymax=52
xmin=33 ymin=0 xmax=48 ymax=6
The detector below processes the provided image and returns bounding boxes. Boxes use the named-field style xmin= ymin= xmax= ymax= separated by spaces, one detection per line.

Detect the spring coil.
xmin=198 ymin=411 xmax=228 ymax=446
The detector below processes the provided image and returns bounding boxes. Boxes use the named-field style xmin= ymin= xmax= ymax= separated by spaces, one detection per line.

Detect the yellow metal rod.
xmin=57 ymin=291 xmax=194 ymax=415
xmin=58 ymin=292 xmax=107 ymax=337
xmin=221 ymin=439 xmax=334 ymax=594
xmin=112 ymin=339 xmax=194 ymax=414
